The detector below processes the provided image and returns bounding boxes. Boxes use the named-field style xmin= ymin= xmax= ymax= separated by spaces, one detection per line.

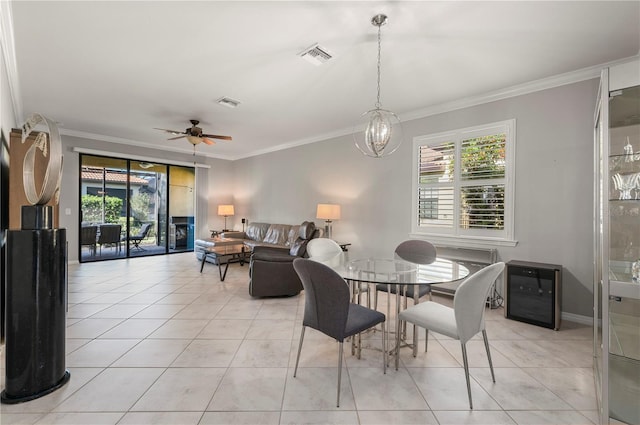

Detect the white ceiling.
xmin=7 ymin=1 xmax=640 ymax=160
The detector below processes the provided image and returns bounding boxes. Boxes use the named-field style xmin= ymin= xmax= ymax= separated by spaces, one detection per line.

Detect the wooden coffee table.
xmin=199 ymin=243 xmax=248 ymax=281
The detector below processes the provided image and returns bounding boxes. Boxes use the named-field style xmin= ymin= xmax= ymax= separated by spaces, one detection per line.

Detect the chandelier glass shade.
xmin=356 ymin=108 xmax=402 ymax=158
xmin=354 ymin=13 xmax=403 ymax=158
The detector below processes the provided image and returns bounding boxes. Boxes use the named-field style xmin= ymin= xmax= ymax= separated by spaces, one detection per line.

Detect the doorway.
xmin=79 ymin=154 xmax=195 ymax=262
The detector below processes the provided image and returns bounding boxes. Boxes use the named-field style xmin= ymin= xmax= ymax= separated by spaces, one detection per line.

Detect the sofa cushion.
xmin=245 ymin=222 xmax=270 ymax=242
xmin=263 ymin=224 xmax=292 ymax=246
xmin=286 ymin=226 xmax=300 ymax=247
xmin=289 ymin=221 xmax=316 ymax=257
xmin=252 ymin=246 xmax=294 ymax=262
xmin=298 ymin=221 xmax=316 ymax=240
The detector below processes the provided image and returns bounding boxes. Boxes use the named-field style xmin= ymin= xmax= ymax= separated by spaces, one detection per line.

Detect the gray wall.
xmin=232 ymin=79 xmax=599 ymax=318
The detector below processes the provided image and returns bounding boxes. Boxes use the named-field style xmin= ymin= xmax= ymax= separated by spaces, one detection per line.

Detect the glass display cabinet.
xmin=593 ymin=59 xmax=640 ymax=425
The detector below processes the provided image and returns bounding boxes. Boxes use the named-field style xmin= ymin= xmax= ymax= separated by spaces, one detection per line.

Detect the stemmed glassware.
xmin=612 ymin=172 xmax=639 ymax=200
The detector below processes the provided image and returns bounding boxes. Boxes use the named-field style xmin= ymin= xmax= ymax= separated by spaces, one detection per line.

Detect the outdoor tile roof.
xmin=82 ymin=170 xmax=148 ymax=185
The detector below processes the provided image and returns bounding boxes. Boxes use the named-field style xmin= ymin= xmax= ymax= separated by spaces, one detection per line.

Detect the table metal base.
xmin=200 ymin=251 xmax=245 ymax=281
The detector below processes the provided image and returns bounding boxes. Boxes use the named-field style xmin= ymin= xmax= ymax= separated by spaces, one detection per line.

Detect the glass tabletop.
xmin=333 ymin=257 xmax=469 ymax=285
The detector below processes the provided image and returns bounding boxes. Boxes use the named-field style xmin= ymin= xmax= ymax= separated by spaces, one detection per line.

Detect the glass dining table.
xmin=331 ymin=257 xmax=470 ymax=358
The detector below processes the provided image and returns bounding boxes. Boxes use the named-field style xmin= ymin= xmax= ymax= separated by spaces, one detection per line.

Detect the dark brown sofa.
xmin=249 ymin=221 xmax=318 ymax=297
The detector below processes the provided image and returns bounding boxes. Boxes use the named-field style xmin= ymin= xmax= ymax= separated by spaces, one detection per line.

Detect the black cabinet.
xmin=2 ymin=206 xmax=70 ymax=403
xmin=505 ymin=260 xmax=562 ymax=330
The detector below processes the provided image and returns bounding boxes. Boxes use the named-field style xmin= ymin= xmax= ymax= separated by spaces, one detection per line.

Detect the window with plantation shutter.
xmin=411 ymin=119 xmax=516 ymax=247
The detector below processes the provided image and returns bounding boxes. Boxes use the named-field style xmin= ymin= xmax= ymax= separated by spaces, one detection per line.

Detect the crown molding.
xmin=400 ymin=55 xmax=640 ymax=123
xmin=60 ymin=128 xmax=236 ymax=161
xmin=234 ymin=55 xmax=640 ymax=160
xmin=236 ymin=126 xmax=356 ymax=160
xmin=0 ymin=0 xmax=23 ymax=125
xmin=55 ymin=54 xmax=640 ymax=162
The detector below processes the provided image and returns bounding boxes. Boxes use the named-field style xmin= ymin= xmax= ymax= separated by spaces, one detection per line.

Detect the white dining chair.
xmin=396 ymin=261 xmax=505 ymax=409
xmin=307 ymin=238 xmax=344 ymax=267
xmin=307 ymin=238 xmax=369 ymax=308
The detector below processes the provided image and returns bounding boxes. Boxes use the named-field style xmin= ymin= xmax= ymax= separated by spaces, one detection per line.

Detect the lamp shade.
xmin=316 ymin=204 xmax=341 ymax=221
xmin=217 ymin=205 xmax=235 ymax=216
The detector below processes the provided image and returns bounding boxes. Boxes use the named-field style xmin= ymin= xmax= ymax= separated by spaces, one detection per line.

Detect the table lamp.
xmin=316 ymin=203 xmax=341 ymax=239
xmin=218 ymin=204 xmax=234 ymax=232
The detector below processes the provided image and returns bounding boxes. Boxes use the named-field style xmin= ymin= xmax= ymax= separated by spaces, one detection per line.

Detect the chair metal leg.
xmin=381 ymin=321 xmax=386 ymax=374
xmin=402 ymin=290 xmax=408 ymax=339
xmin=425 ymin=329 xmax=429 ymax=352
xmin=395 ymin=316 xmax=401 ymax=371
xmin=373 ymin=289 xmax=378 ymax=311
xmin=461 ymin=342 xmax=473 ymax=409
xmin=482 ymin=329 xmax=496 ymax=383
xmin=412 ymin=325 xmax=418 ymax=357
xmin=337 ymin=341 xmax=343 ymax=408
xmin=293 ymin=326 xmax=306 ymax=378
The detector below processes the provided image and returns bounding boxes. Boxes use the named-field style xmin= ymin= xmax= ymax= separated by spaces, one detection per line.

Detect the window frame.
xmin=410 ymin=119 xmax=517 ymax=248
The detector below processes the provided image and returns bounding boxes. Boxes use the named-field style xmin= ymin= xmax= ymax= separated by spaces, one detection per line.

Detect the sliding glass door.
xmin=79 ymin=154 xmax=195 ymax=262
xmin=168 ymin=165 xmax=195 ymax=253
xmin=80 ymin=155 xmax=128 ymax=261
xmin=126 ymin=161 xmax=167 ymax=256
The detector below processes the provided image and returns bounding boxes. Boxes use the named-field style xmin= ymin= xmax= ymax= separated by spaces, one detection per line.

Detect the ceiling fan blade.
xmin=167 ymin=135 xmax=186 ymax=140
xmin=202 ymin=138 xmax=216 ymax=146
xmin=154 ymin=127 xmax=185 ymax=136
xmin=202 ymin=133 xmax=232 ymax=141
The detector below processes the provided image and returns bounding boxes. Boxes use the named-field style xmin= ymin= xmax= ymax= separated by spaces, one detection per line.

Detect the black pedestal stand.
xmin=1 ymin=205 xmax=70 ymax=404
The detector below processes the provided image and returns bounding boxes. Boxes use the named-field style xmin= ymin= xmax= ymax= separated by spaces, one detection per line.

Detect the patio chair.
xmin=128 ymin=223 xmax=153 ymax=251
xmin=80 ymin=225 xmax=97 ymax=256
xmin=97 ymin=224 xmax=122 ymax=254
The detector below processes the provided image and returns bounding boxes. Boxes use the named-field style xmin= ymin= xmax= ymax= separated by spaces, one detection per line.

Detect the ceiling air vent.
xmin=216 ymin=97 xmax=241 ymax=109
xmin=299 ymin=43 xmax=333 ymax=66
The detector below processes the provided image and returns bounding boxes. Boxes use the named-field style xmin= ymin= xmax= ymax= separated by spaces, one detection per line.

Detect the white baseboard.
xmin=561 ymin=311 xmax=592 ymax=326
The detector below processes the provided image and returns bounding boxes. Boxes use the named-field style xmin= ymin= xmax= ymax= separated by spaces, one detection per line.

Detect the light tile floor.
xmin=1 ymin=253 xmax=599 ymax=425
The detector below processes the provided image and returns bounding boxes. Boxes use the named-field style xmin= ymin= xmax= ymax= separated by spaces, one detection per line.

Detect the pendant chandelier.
xmin=354 ymin=14 xmax=403 ymax=158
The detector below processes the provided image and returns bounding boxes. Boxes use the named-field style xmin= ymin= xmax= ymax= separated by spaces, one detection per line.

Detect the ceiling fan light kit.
xmin=353 ymin=13 xmax=403 ymax=158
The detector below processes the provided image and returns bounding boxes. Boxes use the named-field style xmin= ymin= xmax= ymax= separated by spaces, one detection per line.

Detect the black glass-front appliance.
xmin=505 ymin=260 xmax=562 ymax=330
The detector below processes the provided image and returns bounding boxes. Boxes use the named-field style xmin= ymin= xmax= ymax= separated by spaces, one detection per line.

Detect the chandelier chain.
xmin=375 ymin=23 xmax=382 ymax=109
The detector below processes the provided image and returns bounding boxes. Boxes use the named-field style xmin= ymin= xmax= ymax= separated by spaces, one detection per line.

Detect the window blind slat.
xmin=418 ymin=143 xmax=454 ymax=184
xmin=417 ymin=186 xmax=453 ymax=228
xmin=460 ymin=184 xmax=504 ymax=230
xmin=460 ymin=134 xmax=505 ymax=181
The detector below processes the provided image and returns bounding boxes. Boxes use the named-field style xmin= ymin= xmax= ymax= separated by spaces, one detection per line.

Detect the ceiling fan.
xmin=155 ymin=119 xmax=232 ymax=147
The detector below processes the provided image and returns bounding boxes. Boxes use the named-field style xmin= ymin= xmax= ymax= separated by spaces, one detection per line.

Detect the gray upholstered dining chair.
xmin=292 ymin=258 xmax=386 ymax=407
xmin=396 ymin=261 xmax=505 ymax=409
xmin=374 ymin=239 xmax=437 ymax=352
